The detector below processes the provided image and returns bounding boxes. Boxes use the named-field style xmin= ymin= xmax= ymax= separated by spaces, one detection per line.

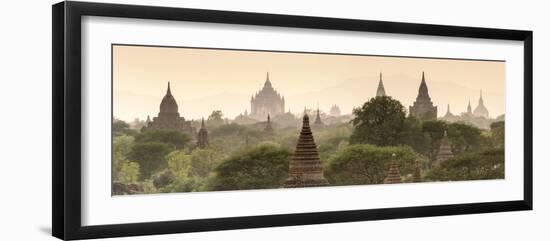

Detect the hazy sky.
xmin=113 ymin=45 xmax=505 ymax=122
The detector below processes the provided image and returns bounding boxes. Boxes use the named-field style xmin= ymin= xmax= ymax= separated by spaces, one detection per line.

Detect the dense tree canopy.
xmin=425 ymin=148 xmax=504 ymax=181
xmin=325 ymin=144 xmax=419 ymax=185
xmin=350 ymin=96 xmax=407 ymax=146
xmin=205 ymin=142 xmax=292 ymax=191
xmin=129 ymin=142 xmax=173 ymax=180
xmin=135 ymin=130 xmax=191 ymax=149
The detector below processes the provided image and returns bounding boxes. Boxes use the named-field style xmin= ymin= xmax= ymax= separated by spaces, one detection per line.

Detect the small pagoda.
xmin=196 ymin=118 xmax=208 ymax=149
xmin=384 ymin=154 xmax=402 ymax=184
xmin=284 ymin=114 xmax=329 ymax=188
xmin=434 ymin=130 xmax=454 ymax=167
xmin=313 ymin=107 xmax=324 ymax=126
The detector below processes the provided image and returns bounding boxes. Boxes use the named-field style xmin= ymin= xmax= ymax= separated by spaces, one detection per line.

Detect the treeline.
xmin=112 ymin=96 xmax=504 ymax=195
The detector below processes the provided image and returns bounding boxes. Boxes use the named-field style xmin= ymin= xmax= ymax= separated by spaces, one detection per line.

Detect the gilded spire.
xmin=284 ymin=114 xmax=329 ymax=188
xmin=384 ymin=153 xmax=402 ymax=184
xmin=376 ymin=72 xmax=386 ymax=97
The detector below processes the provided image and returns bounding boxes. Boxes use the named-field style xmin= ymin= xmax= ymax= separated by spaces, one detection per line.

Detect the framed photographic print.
xmin=52 ymin=1 xmax=533 ymax=240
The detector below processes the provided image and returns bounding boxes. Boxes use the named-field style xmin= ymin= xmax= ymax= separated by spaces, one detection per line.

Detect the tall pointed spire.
xmin=409 ymin=72 xmax=437 ymax=120
xmin=444 ymin=103 xmax=454 ymax=118
xmin=473 ymin=89 xmax=489 ymax=118
xmin=384 ymin=153 xmax=402 ymax=184
xmin=314 ymin=106 xmax=324 ymax=126
xmin=376 ymin=72 xmax=387 ymax=97
xmin=264 ymin=72 xmax=272 ymax=88
xmin=197 ymin=117 xmax=209 ymax=148
xmin=284 ymin=114 xmax=329 ymax=188
xmin=467 ymin=99 xmax=472 ymax=115
xmin=167 ymin=81 xmax=171 ymax=95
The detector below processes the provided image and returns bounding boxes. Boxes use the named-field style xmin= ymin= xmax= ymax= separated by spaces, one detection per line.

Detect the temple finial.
xmin=201 ymin=117 xmax=205 ymax=128
xmin=167 ymin=81 xmax=171 ymax=94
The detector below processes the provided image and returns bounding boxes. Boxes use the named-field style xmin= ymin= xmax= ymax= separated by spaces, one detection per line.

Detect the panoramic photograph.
xmin=111 ymin=44 xmax=505 ymax=195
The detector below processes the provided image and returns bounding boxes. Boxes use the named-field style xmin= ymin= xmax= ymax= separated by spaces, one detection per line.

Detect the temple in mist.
xmin=143 ymin=82 xmax=195 ymax=136
xmin=250 ymin=72 xmax=285 ymax=120
xmin=329 ymin=105 xmax=341 ymax=116
xmin=196 ymin=118 xmax=208 ymax=148
xmin=284 ymin=114 xmax=329 ymax=188
xmin=473 ymin=90 xmax=489 ymax=118
xmin=439 ymin=90 xmax=494 ymax=129
xmin=409 ymin=72 xmax=437 ymax=120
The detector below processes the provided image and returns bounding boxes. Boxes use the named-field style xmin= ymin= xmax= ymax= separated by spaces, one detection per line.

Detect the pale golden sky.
xmin=113 ymin=45 xmax=505 ymax=122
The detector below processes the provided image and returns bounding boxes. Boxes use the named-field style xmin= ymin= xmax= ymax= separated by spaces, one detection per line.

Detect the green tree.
xmin=425 ymin=148 xmax=504 ymax=181
xmin=205 ymin=142 xmax=292 ymax=191
xmin=207 ymin=110 xmax=225 ymax=127
xmin=113 ymin=119 xmax=138 ymax=136
xmin=135 ymin=130 xmax=191 ymax=149
xmin=490 ymin=121 xmax=505 ymax=148
xmin=325 ymin=144 xmax=419 ymax=185
xmin=129 ymin=142 xmax=173 ymax=180
xmin=189 ymin=148 xmax=224 ymax=178
xmin=421 ymin=120 xmax=447 ymax=161
xmin=447 ymin=123 xmax=482 ymax=155
xmin=350 ymin=96 xmax=407 ymax=146
xmin=112 ymin=135 xmax=141 ymax=183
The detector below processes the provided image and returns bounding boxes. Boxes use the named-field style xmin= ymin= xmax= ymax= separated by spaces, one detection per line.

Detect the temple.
xmin=144 ymin=82 xmax=195 ymax=136
xmin=409 ymin=72 xmax=437 ymax=120
xmin=383 ymin=154 xmax=402 ymax=184
xmin=376 ymin=72 xmax=386 ymax=97
xmin=434 ymin=130 xmax=454 ymax=167
xmin=473 ymin=90 xmax=489 ymax=118
xmin=196 ymin=118 xmax=208 ymax=148
xmin=250 ymin=72 xmax=285 ymax=120
xmin=313 ymin=107 xmax=324 ymax=126
xmin=329 ymin=105 xmax=341 ymax=116
xmin=284 ymin=114 xmax=329 ymax=188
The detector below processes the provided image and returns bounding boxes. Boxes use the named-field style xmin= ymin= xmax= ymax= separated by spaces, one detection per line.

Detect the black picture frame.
xmin=52 ymin=1 xmax=533 ymax=240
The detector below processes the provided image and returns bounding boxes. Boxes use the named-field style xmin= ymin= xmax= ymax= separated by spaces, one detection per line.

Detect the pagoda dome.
xmin=473 ymin=90 xmax=489 ymax=118
xmin=159 ymin=82 xmax=178 ymax=114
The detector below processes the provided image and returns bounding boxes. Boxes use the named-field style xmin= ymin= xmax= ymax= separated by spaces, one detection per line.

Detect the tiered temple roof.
xmin=250 ymin=72 xmax=285 ymax=120
xmin=384 ymin=154 xmax=402 ymax=184
xmin=284 ymin=114 xmax=329 ymax=188
xmin=144 ymin=82 xmax=195 ymax=135
xmin=409 ymin=72 xmax=437 ymax=120
xmin=434 ymin=130 xmax=454 ymax=167
xmin=314 ymin=108 xmax=324 ymax=126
